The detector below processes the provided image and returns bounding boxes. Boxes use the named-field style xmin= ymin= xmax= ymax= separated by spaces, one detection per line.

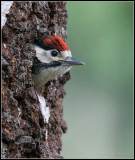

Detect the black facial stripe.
xmin=32 ymin=57 xmax=62 ymax=74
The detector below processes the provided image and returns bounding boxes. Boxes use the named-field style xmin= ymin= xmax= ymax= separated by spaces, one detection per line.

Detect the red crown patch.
xmin=43 ymin=35 xmax=70 ymax=51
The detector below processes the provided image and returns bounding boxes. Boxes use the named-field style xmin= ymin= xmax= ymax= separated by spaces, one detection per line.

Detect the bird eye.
xmin=51 ymin=51 xmax=59 ymax=57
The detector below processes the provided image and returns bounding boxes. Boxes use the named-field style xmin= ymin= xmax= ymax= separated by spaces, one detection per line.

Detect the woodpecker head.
xmin=32 ymin=35 xmax=84 ymax=87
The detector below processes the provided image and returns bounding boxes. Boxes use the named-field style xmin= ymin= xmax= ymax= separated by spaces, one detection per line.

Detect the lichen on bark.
xmin=2 ymin=1 xmax=70 ymax=158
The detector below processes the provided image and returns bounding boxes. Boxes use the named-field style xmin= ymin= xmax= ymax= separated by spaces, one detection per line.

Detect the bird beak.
xmin=62 ymin=57 xmax=85 ymax=66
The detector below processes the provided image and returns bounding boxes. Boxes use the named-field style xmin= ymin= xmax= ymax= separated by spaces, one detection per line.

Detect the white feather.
xmin=32 ymin=65 xmax=71 ymax=87
xmin=37 ymin=94 xmax=50 ymax=123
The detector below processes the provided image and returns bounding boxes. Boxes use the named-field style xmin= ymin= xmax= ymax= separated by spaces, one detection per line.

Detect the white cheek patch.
xmin=34 ymin=45 xmax=52 ymax=63
xmin=34 ymin=45 xmax=72 ymax=63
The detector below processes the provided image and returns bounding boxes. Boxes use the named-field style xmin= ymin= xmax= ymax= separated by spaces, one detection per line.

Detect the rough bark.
xmin=2 ymin=1 xmax=70 ymax=158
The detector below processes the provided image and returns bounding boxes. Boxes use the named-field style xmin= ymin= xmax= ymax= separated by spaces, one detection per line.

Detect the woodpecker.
xmin=32 ymin=35 xmax=84 ymax=87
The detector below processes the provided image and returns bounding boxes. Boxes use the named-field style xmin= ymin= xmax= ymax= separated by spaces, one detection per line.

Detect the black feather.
xmin=34 ymin=36 xmax=57 ymax=51
xmin=32 ymin=57 xmax=62 ymax=74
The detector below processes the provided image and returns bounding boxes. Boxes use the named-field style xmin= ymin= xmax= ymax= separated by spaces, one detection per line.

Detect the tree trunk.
xmin=2 ymin=1 xmax=70 ymax=158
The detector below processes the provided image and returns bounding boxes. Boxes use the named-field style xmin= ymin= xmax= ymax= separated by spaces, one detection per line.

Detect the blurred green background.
xmin=61 ymin=2 xmax=133 ymax=159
